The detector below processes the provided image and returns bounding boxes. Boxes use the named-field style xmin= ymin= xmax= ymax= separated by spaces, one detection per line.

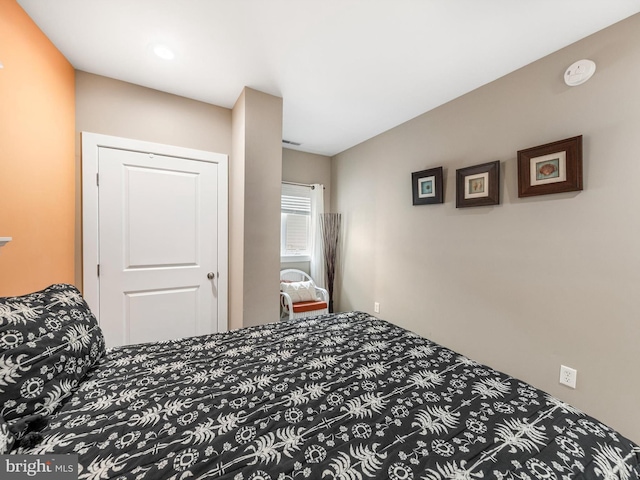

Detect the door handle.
xmin=207 ymin=272 xmax=215 ymax=280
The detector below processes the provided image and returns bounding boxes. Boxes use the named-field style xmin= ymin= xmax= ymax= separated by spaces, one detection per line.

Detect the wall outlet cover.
xmin=559 ymin=365 xmax=577 ymax=389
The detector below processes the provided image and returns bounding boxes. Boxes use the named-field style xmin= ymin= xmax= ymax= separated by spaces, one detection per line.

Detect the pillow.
xmin=280 ymin=280 xmax=316 ymax=303
xmin=0 ymin=284 xmax=105 ymax=427
xmin=0 ymin=415 xmax=15 ymax=454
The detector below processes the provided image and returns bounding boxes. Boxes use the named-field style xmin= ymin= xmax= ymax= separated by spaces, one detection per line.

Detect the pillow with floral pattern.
xmin=0 ymin=414 xmax=15 ymax=454
xmin=0 ymin=284 xmax=105 ymax=429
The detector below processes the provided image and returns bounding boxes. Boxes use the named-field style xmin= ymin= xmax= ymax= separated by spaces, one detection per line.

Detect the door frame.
xmin=81 ymin=132 xmax=229 ymax=333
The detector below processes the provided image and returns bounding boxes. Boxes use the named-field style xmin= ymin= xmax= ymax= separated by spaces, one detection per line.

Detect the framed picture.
xmin=412 ymin=166 xmax=444 ymax=205
xmin=456 ymin=161 xmax=500 ymax=208
xmin=517 ymin=135 xmax=583 ymax=197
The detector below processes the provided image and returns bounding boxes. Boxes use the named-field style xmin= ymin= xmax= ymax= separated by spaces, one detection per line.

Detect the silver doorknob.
xmin=207 ymin=272 xmax=215 ymax=280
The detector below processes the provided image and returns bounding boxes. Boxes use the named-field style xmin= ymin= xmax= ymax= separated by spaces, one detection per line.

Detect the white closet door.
xmin=97 ymin=147 xmax=219 ymax=347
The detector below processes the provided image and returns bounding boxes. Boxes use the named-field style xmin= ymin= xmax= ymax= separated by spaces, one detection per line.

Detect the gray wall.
xmin=283 ymin=148 xmax=332 ymax=214
xmin=231 ymin=88 xmax=283 ymax=329
xmin=281 ymin=148 xmax=332 ymax=274
xmin=76 ymin=75 xmax=284 ymax=331
xmin=76 ymin=71 xmax=231 ymax=153
xmin=331 ymin=14 xmax=640 ymax=442
xmin=75 ymin=72 xmax=231 ymax=288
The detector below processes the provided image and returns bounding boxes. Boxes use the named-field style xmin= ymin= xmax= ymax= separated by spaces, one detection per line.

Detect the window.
xmin=281 ymin=183 xmax=311 ymax=261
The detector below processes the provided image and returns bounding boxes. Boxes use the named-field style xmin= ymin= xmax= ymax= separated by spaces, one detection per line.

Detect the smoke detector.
xmin=564 ymin=59 xmax=596 ymax=86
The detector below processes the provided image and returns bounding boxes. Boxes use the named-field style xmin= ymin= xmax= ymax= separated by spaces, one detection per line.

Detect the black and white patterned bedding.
xmin=1 ymin=284 xmax=105 ymax=452
xmin=9 ymin=311 xmax=640 ymax=479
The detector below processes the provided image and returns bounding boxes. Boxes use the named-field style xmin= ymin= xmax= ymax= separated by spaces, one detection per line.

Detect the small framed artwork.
xmin=456 ymin=160 xmax=500 ymax=208
xmin=412 ymin=166 xmax=444 ymax=205
xmin=517 ymin=135 xmax=583 ymax=197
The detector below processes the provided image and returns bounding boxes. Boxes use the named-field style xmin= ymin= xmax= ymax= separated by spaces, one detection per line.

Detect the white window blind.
xmin=281 ymin=184 xmax=311 ymax=257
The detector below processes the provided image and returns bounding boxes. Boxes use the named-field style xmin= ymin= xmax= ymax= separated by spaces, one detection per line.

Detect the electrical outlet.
xmin=374 ymin=302 xmax=380 ymax=314
xmin=559 ymin=365 xmax=577 ymax=389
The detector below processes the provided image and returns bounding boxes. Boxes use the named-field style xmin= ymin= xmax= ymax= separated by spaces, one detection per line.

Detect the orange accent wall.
xmin=0 ymin=0 xmax=75 ymax=295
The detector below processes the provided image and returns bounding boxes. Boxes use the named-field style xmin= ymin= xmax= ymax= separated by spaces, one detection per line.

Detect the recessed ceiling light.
xmin=152 ymin=44 xmax=175 ymax=60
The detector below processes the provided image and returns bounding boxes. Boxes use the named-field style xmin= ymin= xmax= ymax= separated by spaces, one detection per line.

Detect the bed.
xmin=2 ymin=284 xmax=639 ymax=479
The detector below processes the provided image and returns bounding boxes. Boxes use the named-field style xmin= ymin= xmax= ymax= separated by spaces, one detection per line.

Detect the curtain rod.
xmin=282 ymin=181 xmax=324 ymax=190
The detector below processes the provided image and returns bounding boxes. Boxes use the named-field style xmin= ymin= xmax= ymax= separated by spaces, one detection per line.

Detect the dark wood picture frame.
xmin=412 ymin=166 xmax=444 ymax=205
xmin=456 ymin=161 xmax=500 ymax=208
xmin=517 ymin=135 xmax=583 ymax=198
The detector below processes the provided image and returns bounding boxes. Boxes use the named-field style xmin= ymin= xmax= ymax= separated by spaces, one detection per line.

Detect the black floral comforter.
xmin=18 ymin=312 xmax=640 ymax=479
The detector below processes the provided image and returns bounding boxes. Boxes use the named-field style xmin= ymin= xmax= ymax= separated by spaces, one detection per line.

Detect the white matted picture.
xmin=418 ymin=175 xmax=435 ymax=198
xmin=464 ymin=172 xmax=489 ymax=199
xmin=529 ymin=151 xmax=567 ymax=186
xmin=412 ymin=167 xmax=444 ymax=205
xmin=518 ymin=136 xmax=583 ymax=197
xmin=456 ymin=161 xmax=500 ymax=208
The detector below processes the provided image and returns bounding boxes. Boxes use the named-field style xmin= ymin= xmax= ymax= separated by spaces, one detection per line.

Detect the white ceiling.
xmin=17 ymin=0 xmax=640 ymax=156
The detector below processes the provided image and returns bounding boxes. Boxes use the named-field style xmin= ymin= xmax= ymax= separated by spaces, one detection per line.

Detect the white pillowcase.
xmin=280 ymin=281 xmax=316 ymax=303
